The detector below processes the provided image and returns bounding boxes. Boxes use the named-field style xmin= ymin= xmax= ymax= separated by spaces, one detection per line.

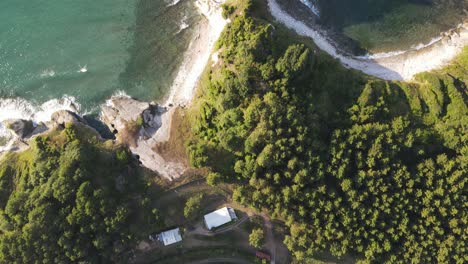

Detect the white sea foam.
xmin=104 ymin=90 xmax=131 ymax=108
xmin=0 ymin=96 xmax=80 ymax=124
xmin=78 ymin=64 xmax=88 ymax=73
xmin=411 ymin=36 xmax=443 ymax=50
xmin=40 ymin=69 xmax=56 ymax=78
xmin=299 ymin=0 xmax=320 ymax=17
xmin=359 ymin=36 xmax=444 ymax=59
xmin=0 ymin=95 xmax=81 ymax=150
xmin=112 ymin=90 xmax=131 ymax=99
xmin=176 ymin=15 xmax=190 ymax=34
xmin=167 ymin=0 xmax=182 ymax=7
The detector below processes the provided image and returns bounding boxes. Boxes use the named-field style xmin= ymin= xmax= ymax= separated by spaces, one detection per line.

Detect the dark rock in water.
xmin=3 ymin=119 xmax=34 ymax=138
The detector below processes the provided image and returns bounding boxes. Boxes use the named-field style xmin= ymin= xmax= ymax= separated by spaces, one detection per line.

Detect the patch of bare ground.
xmin=152 ymin=107 xmax=208 ymax=179
xmin=118 ymin=119 xmax=142 ymax=148
xmin=153 ymin=108 xmax=190 ymax=165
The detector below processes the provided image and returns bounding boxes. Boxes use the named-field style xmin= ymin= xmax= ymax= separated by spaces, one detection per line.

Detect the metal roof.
xmin=160 ymin=228 xmax=182 ymax=246
xmin=204 ymin=207 xmax=237 ymax=230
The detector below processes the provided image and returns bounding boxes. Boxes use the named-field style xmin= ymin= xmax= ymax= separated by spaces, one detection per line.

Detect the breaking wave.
xmin=0 ymin=95 xmax=81 ymax=151
xmin=167 ymin=0 xmax=182 ymax=7
xmin=359 ymin=36 xmax=444 ymax=59
xmin=299 ymin=0 xmax=320 ymax=17
xmin=176 ymin=15 xmax=190 ymax=34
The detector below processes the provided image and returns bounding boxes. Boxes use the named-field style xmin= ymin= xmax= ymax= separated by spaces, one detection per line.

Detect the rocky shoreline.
xmin=0 ymin=95 xmax=185 ymax=180
xmin=0 ymin=0 xmax=227 ymax=181
xmin=101 ymin=96 xmax=187 ymax=180
xmin=269 ymin=0 xmax=468 ymax=80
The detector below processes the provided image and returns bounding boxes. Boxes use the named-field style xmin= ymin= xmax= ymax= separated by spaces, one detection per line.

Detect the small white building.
xmin=204 ymin=207 xmax=238 ymax=230
xmin=159 ymin=228 xmax=182 ymax=246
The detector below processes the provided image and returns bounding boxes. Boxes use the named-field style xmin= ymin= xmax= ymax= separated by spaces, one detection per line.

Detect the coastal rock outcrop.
xmin=101 ymin=97 xmax=150 ymax=134
xmin=50 ymin=110 xmax=87 ymax=127
xmin=2 ymin=119 xmax=34 ymax=139
xmin=1 ymin=109 xmax=100 ymax=155
xmin=101 ymin=96 xmax=166 ymax=138
xmin=100 ymin=96 xmax=185 ymax=180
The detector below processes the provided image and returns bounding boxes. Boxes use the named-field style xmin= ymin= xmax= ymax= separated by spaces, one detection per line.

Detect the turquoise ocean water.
xmin=0 ymin=0 xmax=199 ymax=110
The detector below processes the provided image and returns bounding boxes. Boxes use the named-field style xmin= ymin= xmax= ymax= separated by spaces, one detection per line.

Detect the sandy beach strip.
xmin=153 ymin=0 xmax=227 ymax=145
xmin=131 ymin=0 xmax=227 ymax=180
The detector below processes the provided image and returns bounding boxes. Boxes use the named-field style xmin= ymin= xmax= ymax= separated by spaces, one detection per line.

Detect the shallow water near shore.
xmin=293 ymin=0 xmax=466 ymax=53
xmin=0 ymin=0 xmax=199 ymax=110
xmin=269 ymin=0 xmax=468 ymax=82
xmin=0 ymin=0 xmax=202 ymax=149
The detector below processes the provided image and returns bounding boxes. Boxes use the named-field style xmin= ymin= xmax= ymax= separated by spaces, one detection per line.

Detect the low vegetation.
xmin=184 ymin=193 xmax=205 ymax=220
xmin=249 ymin=228 xmax=265 ymax=249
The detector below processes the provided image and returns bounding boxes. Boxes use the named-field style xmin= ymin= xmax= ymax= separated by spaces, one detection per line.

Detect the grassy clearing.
xmin=192 ymin=229 xmax=247 ymax=244
xmin=141 ymin=246 xmax=256 ymax=264
xmin=242 ymin=215 xmax=264 ymax=233
xmin=153 ymin=182 xmax=230 ymax=228
xmin=153 ymin=108 xmax=192 ymax=166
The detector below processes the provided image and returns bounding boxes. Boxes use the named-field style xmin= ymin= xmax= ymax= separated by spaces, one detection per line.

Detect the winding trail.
xmin=262 ymin=215 xmax=276 ymax=264
xmin=268 ymin=0 xmax=468 ymax=80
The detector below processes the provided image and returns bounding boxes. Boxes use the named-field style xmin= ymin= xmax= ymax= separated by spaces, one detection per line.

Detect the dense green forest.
xmin=188 ymin=1 xmax=467 ymax=263
xmin=0 ymin=0 xmax=465 ymax=263
xmin=0 ymin=124 xmax=158 ymax=263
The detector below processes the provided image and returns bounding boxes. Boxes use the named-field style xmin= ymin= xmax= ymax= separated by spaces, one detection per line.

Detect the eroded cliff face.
xmin=100 ymin=96 xmax=186 ymax=180
xmin=1 ymin=95 xmax=185 ymax=180
xmin=100 ymin=96 xmax=165 ymax=145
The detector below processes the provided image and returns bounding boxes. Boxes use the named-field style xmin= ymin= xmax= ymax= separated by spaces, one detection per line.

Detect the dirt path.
xmin=151 ymin=180 xmax=282 ymax=264
xmin=188 ymin=257 xmax=253 ymax=264
xmin=262 ymin=215 xmax=277 ymax=264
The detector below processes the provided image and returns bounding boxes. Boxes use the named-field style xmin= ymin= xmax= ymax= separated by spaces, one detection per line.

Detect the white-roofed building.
xmin=204 ymin=207 xmax=238 ymax=230
xmin=159 ymin=228 xmax=182 ymax=246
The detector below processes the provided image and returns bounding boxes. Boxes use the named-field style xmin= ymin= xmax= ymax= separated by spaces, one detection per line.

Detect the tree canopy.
xmin=0 ymin=124 xmax=156 ymax=263
xmin=188 ymin=2 xmax=467 ymax=263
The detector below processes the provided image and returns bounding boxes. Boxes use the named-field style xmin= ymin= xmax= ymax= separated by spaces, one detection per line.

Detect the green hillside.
xmin=0 ymin=124 xmax=158 ymax=263
xmin=187 ymin=1 xmax=467 ymax=262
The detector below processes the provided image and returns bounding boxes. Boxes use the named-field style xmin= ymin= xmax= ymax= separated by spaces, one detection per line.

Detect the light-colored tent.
xmin=204 ymin=207 xmax=238 ymax=230
xmin=159 ymin=228 xmax=182 ymax=246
